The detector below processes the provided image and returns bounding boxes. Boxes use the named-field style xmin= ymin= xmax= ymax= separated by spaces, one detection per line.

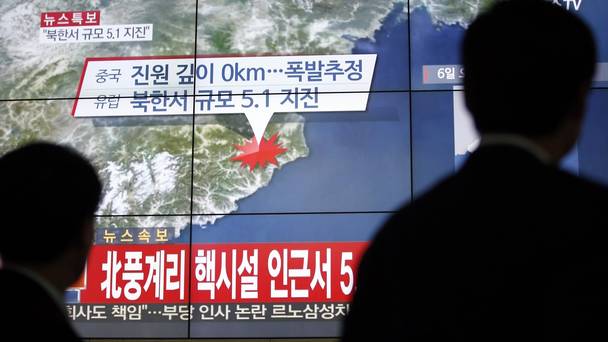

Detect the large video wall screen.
xmin=0 ymin=0 xmax=606 ymax=338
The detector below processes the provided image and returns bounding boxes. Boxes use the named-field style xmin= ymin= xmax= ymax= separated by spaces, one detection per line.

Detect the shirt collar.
xmin=479 ymin=134 xmax=552 ymax=165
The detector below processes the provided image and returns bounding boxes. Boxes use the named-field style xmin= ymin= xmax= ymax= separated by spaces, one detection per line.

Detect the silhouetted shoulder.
xmin=556 ymin=168 xmax=608 ymax=200
xmin=0 ymin=270 xmax=81 ymax=341
xmin=344 ymin=160 xmax=608 ymax=341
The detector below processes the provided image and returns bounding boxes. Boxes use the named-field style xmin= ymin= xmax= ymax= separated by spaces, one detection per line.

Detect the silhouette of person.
xmin=0 ymin=142 xmax=102 ymax=341
xmin=342 ymin=0 xmax=608 ymax=341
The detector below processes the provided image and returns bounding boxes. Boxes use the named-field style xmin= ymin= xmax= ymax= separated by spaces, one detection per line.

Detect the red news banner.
xmin=41 ymin=10 xmax=100 ymax=27
xmin=80 ymin=242 xmax=367 ymax=304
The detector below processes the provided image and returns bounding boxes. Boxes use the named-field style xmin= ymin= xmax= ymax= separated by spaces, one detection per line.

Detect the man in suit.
xmin=342 ymin=0 xmax=608 ymax=340
xmin=0 ymin=142 xmax=101 ymax=340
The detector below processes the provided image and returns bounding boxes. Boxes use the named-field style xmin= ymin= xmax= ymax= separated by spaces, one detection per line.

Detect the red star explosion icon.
xmin=231 ymin=133 xmax=288 ymax=171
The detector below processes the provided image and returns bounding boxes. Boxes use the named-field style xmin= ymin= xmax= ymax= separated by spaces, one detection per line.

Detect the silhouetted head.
xmin=0 ymin=142 xmax=102 ymax=290
xmin=463 ymin=0 xmax=596 ymax=158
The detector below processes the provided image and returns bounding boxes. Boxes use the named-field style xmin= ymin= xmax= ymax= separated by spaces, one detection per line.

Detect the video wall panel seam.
xmin=188 ymin=0 xmax=200 ymax=338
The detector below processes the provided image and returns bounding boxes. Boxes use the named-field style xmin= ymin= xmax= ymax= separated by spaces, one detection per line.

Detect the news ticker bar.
xmin=67 ymin=303 xmax=350 ymax=322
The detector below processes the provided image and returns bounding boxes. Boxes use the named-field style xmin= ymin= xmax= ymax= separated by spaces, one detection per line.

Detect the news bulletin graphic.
xmin=72 ymin=54 xmax=377 ymax=169
xmin=1 ymin=1 xmax=410 ymax=338
xmin=40 ymin=9 xmax=153 ymax=43
xmin=68 ymin=51 xmax=376 ymax=335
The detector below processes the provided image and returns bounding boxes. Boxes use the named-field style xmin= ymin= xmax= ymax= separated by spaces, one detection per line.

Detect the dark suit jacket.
xmin=342 ymin=145 xmax=608 ymax=341
xmin=0 ymin=268 xmax=81 ymax=341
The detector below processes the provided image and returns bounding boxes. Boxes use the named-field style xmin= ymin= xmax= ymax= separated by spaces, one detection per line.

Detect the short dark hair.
xmin=462 ymin=0 xmax=596 ymax=137
xmin=0 ymin=142 xmax=102 ymax=264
